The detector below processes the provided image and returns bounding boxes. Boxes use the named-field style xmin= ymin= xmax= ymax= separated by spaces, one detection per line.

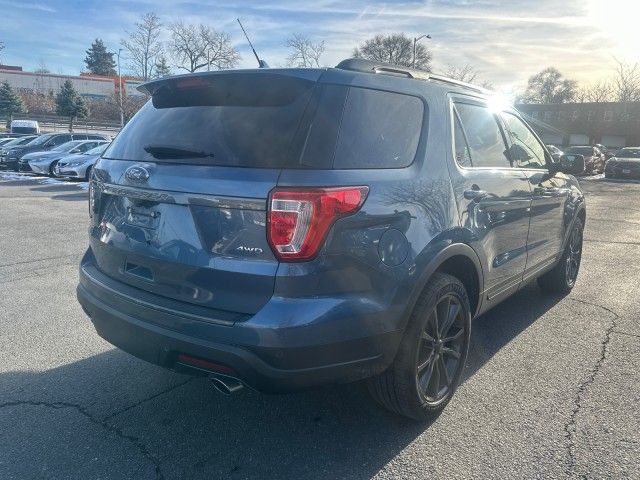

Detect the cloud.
xmin=0 ymin=0 xmax=55 ymax=12
xmin=0 ymin=0 xmax=635 ymax=92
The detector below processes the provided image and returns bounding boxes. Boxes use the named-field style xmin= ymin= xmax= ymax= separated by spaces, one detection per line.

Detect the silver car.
xmin=55 ymin=143 xmax=109 ymax=180
xmin=25 ymin=140 xmax=106 ymax=175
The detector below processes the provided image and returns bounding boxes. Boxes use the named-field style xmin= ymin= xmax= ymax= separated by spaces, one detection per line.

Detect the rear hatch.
xmin=89 ymin=70 xmax=321 ymax=316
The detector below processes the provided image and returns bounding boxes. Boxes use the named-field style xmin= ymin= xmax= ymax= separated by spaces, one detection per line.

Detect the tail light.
xmin=267 ymin=186 xmax=369 ymax=261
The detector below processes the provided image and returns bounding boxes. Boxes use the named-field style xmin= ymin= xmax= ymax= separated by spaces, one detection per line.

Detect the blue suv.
xmin=77 ymin=59 xmax=586 ymax=420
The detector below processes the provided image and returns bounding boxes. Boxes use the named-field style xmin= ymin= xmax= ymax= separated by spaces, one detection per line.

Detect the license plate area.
xmin=623 ymin=169 xmax=631 ymax=174
xmin=126 ymin=206 xmax=161 ymax=229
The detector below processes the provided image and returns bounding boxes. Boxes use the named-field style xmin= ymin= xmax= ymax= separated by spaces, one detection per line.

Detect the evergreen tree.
xmin=0 ymin=81 xmax=26 ymax=128
xmin=84 ymin=38 xmax=117 ymax=75
xmin=55 ymin=80 xmax=89 ymax=131
xmin=154 ymin=55 xmax=172 ymax=78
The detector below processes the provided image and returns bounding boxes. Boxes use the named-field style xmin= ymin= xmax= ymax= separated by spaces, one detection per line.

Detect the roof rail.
xmin=335 ymin=58 xmax=491 ymax=94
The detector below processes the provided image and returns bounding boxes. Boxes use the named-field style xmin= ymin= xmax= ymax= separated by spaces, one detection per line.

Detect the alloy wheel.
xmin=416 ymin=294 xmax=465 ymax=404
xmin=566 ymin=225 xmax=582 ymax=287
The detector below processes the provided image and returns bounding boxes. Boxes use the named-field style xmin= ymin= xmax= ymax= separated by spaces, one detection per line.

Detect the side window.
xmin=332 ymin=87 xmax=424 ymax=169
xmin=501 ymin=112 xmax=547 ymax=169
xmin=51 ymin=134 xmax=71 ymax=146
xmin=454 ymin=102 xmax=511 ymax=168
xmin=452 ymin=110 xmax=472 ymax=167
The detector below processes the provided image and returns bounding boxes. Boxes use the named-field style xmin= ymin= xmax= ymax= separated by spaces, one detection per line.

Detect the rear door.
xmin=448 ymin=97 xmax=532 ymax=305
xmin=90 ymin=70 xmax=322 ymax=315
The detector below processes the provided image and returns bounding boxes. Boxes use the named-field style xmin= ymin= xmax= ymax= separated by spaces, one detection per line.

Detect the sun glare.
xmin=589 ymin=0 xmax=640 ymax=59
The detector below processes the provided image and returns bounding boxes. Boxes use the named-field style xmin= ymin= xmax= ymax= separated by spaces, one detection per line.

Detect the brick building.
xmin=0 ymin=65 xmax=144 ymax=100
xmin=516 ymin=102 xmax=640 ymax=148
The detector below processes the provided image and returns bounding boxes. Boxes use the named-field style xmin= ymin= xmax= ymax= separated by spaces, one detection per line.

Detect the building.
xmin=0 ymin=66 xmax=144 ymax=100
xmin=516 ymin=102 xmax=640 ymax=148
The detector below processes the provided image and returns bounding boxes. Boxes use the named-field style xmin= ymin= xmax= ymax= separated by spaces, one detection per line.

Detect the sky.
xmin=0 ymin=0 xmax=638 ymax=94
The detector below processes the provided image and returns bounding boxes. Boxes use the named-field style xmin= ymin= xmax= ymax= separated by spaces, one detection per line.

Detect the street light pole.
xmin=116 ymin=48 xmax=124 ymax=128
xmin=412 ymin=34 xmax=432 ymax=69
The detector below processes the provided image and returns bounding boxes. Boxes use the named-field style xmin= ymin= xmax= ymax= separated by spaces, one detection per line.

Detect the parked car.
xmin=77 ymin=59 xmax=586 ymax=421
xmin=55 ymin=143 xmax=109 ymax=180
xmin=564 ymin=145 xmax=605 ymax=174
xmin=22 ymin=140 xmax=107 ymax=175
xmin=1 ymin=132 xmax=109 ymax=170
xmin=605 ymin=147 xmax=640 ymax=179
xmin=545 ymin=144 xmax=563 ymax=161
xmin=0 ymin=137 xmax=18 ymax=147
xmin=10 ymin=119 xmax=40 ymax=135
xmin=0 ymin=135 xmax=38 ymax=163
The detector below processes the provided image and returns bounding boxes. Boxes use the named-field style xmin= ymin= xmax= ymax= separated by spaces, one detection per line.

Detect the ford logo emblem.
xmin=125 ymin=165 xmax=150 ymax=183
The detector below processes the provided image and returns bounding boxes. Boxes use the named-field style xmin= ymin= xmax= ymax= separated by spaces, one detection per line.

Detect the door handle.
xmin=464 ymin=187 xmax=487 ymax=201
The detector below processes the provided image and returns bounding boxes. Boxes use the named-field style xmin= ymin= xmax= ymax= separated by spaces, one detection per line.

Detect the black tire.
xmin=49 ymin=160 xmax=58 ymax=177
xmin=537 ymin=218 xmax=584 ymax=294
xmin=85 ymin=165 xmax=92 ymax=181
xmin=367 ymin=272 xmax=471 ymax=421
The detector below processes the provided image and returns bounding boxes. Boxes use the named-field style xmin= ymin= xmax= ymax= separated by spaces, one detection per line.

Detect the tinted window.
xmin=29 ymin=133 xmax=55 ymax=146
xmin=49 ymin=134 xmax=72 ymax=146
xmin=452 ymin=110 xmax=472 ymax=168
xmin=104 ymin=73 xmax=316 ymax=168
xmin=331 ymin=87 xmax=423 ymax=168
xmin=454 ymin=103 xmax=511 ymax=168
xmin=105 ymin=74 xmax=425 ymax=170
xmin=72 ymin=134 xmax=88 ymax=140
xmin=501 ymin=112 xmax=547 ymax=169
xmin=617 ymin=148 xmax=640 ymax=157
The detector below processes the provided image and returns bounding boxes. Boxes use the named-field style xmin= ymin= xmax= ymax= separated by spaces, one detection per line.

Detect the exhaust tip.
xmin=210 ymin=375 xmax=244 ymax=395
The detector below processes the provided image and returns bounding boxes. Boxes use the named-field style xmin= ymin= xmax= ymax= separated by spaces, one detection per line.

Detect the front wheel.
xmin=367 ymin=273 xmax=471 ymax=421
xmin=538 ymin=218 xmax=584 ymax=294
xmin=49 ymin=160 xmax=59 ymax=177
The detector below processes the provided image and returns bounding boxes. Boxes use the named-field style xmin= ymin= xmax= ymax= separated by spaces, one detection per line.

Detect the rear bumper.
xmin=77 ymin=252 xmax=401 ymax=392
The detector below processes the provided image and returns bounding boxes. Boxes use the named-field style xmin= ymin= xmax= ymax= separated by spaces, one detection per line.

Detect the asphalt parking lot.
xmin=1 ymin=172 xmax=638 ymax=479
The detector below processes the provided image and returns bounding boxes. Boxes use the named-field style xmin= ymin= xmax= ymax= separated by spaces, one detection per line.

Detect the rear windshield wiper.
xmin=144 ymin=145 xmax=215 ymax=159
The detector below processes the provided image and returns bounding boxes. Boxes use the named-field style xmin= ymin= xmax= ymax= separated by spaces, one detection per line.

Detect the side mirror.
xmin=555 ymin=154 xmax=585 ymax=175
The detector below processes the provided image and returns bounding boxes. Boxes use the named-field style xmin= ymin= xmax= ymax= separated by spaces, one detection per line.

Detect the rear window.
xmin=104 ymin=73 xmax=425 ymax=169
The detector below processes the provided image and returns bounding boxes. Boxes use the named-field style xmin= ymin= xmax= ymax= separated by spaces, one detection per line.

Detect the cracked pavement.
xmin=0 ymin=174 xmax=638 ymax=479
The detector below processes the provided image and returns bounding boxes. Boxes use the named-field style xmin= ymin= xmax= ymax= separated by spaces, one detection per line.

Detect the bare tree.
xmin=576 ymin=80 xmax=613 ymax=103
xmin=519 ymin=67 xmax=577 ymax=104
xmin=168 ymin=21 xmax=240 ymax=73
xmin=444 ymin=64 xmax=494 ymax=90
xmin=611 ymin=59 xmax=640 ymax=103
xmin=0 ymin=41 xmax=4 ymax=63
xmin=285 ymin=34 xmax=325 ymax=68
xmin=121 ymin=12 xmax=164 ymax=81
xmin=353 ymin=33 xmax=432 ymax=71
xmin=34 ymin=58 xmax=50 ymax=74
xmin=445 ymin=64 xmax=479 ymax=83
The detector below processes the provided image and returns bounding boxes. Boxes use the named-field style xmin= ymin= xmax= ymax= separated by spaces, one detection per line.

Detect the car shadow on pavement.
xmin=50 ymin=193 xmax=88 ymax=201
xmin=0 ymin=283 xmax=564 ymax=479
xmin=30 ymin=184 xmax=85 ymax=193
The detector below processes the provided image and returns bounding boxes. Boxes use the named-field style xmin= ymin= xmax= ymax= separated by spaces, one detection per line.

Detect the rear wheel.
xmin=538 ymin=218 xmax=583 ymax=294
xmin=367 ymin=273 xmax=471 ymax=421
